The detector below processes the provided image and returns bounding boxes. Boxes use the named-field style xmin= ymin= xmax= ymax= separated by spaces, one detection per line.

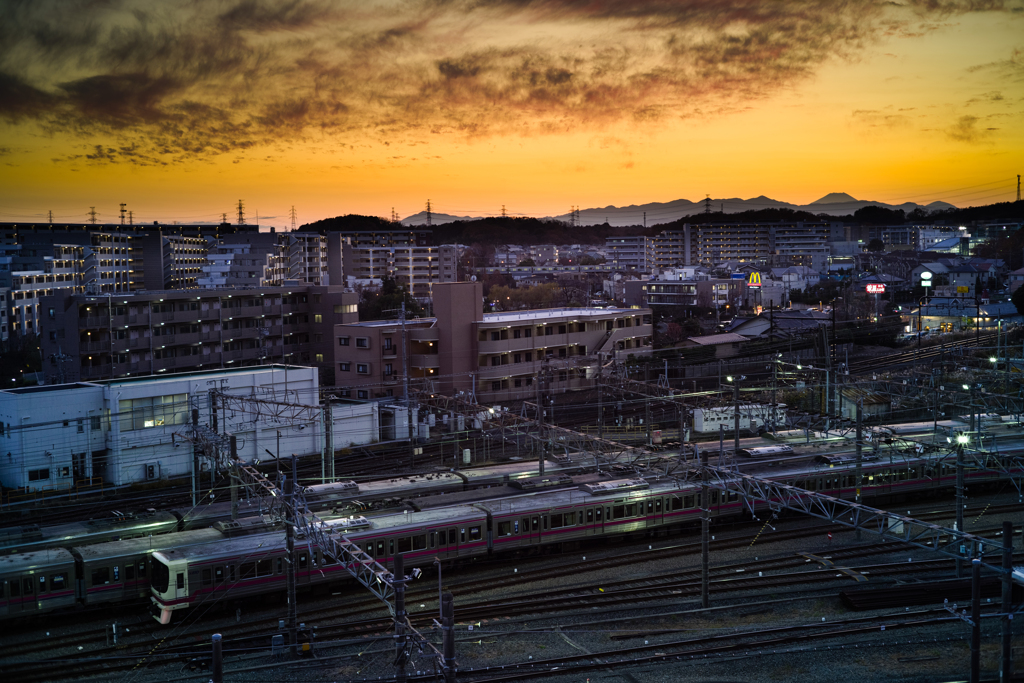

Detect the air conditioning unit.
xmin=145 ymin=462 xmax=160 ymax=481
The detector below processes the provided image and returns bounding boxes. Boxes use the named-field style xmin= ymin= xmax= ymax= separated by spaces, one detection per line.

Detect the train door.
xmin=446 ymin=528 xmax=458 ymax=558
xmin=10 ymin=574 xmax=33 ymax=614
xmin=647 ymin=498 xmax=662 ymax=528
xmin=173 ymin=567 xmax=188 ymax=601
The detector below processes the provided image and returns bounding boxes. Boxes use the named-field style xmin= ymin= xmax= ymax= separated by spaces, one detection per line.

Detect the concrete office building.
xmin=334 ymin=282 xmax=653 ymax=401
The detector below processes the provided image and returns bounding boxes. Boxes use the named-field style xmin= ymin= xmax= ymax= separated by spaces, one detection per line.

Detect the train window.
xmin=312 ymin=552 xmax=319 ymax=568
xmin=2 ymin=580 xmax=7 ymax=598
xmin=551 ymin=514 xmax=563 ymax=528
xmin=587 ymin=509 xmax=593 ymax=523
xmin=138 ymin=561 xmax=146 ymax=578
xmin=51 ymin=573 xmax=67 ymax=592
xmin=677 ymin=497 xmax=687 ymax=510
xmin=378 ymin=541 xmax=386 ymax=556
xmin=202 ymin=569 xmax=212 ymax=587
xmin=437 ymin=531 xmax=446 ymax=547
xmin=514 ymin=520 xmax=520 ymax=533
xmin=542 ymin=516 xmax=548 ymax=530
xmin=710 ymin=492 xmax=718 ymax=506
xmin=298 ymin=554 xmax=308 ymax=570
xmin=647 ymin=501 xmax=653 ymax=513
xmin=113 ymin=566 xmax=120 ymax=582
xmin=323 ymin=552 xmax=336 ymax=565
xmin=23 ymin=578 xmax=33 ymax=596
xmin=521 ymin=518 xmax=529 ymax=533
xmin=595 ymin=508 xmax=602 ymax=521
xmin=655 ymin=499 xmax=662 ymax=512
xmin=240 ymin=563 xmax=256 ymax=579
xmin=91 ymin=567 xmax=110 ymax=585
xmin=460 ymin=529 xmax=466 ymax=543
xmin=531 ymin=517 xmax=539 ymax=532
xmin=126 ymin=564 xmax=135 ymax=581
xmin=176 ymin=573 xmax=184 ymax=590
xmin=398 ymin=537 xmax=412 ymax=554
xmin=257 ymin=560 xmax=272 ymax=576
xmin=39 ymin=576 xmax=47 ymax=593
xmin=278 ymin=558 xmax=284 ymax=573
xmin=389 ymin=540 xmax=395 ymax=555
xmin=413 ymin=535 xmax=427 ymax=550
xmin=612 ymin=505 xmax=624 ymax=519
xmin=498 ymin=521 xmax=512 ymax=536
xmin=429 ymin=532 xmax=436 ymax=548
xmin=9 ymin=579 xmax=19 ymax=597
xmin=469 ymin=526 xmax=482 ymax=541
xmin=215 ymin=567 xmax=224 ymax=583
xmin=695 ymin=494 xmax=702 ymax=508
xmin=625 ymin=503 xmax=637 ymax=517
xmin=229 ymin=565 xmax=235 ymax=582
xmin=728 ymin=492 xmax=738 ymax=502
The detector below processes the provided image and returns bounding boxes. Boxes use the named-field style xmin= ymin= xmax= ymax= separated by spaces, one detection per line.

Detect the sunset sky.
xmin=1 ymin=0 xmax=1022 ymax=226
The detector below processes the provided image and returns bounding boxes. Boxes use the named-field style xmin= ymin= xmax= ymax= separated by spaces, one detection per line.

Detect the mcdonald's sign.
xmin=747 ymin=272 xmax=762 ymax=288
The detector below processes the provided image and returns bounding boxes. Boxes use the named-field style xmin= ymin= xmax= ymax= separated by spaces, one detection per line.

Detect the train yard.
xmin=1 ymin=338 xmax=1023 ymax=683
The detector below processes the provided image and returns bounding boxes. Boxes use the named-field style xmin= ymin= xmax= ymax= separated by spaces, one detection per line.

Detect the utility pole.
xmin=394 ymin=553 xmax=408 ymax=683
xmin=956 ymin=437 xmax=966 ymax=578
xmin=971 ymin=557 xmax=981 ymax=683
xmin=733 ymin=381 xmax=740 ymax=455
xmin=230 ymin=436 xmax=239 ymax=521
xmin=1000 ymin=520 xmax=1014 ymax=683
xmin=536 ymin=364 xmax=545 ymax=475
xmin=191 ymin=408 xmax=201 ymax=507
xmin=401 ymin=301 xmax=412 ymax=448
xmin=442 ymin=591 xmax=456 ymax=683
xmin=855 ymin=400 xmax=863 ymax=541
xmin=285 ymin=456 xmax=298 ymax=657
xmin=700 ymin=443 xmax=710 ymax=608
xmin=324 ymin=401 xmax=334 ymax=483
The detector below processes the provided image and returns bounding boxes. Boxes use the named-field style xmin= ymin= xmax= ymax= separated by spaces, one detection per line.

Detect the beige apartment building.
xmin=334 ymin=282 xmax=653 ymax=401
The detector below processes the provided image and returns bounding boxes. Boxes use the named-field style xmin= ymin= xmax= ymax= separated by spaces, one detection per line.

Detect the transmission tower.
xmin=501 ymin=204 xmax=506 ymax=218
xmin=391 ymin=207 xmax=398 ymax=223
xmin=576 ymin=206 xmax=580 ymax=226
xmin=119 ymin=203 xmax=127 ymax=225
xmin=426 ymin=199 xmax=432 ymax=227
xmin=88 ymin=207 xmax=98 ymax=225
xmin=1017 ymin=174 xmax=1021 ymax=202
xmin=48 ymin=210 xmax=53 ymax=224
xmin=128 ymin=210 xmax=133 ymax=226
xmin=221 ymin=213 xmax=228 ymax=225
xmin=289 ymin=205 xmax=297 ymax=231
xmin=236 ymin=200 xmax=245 ymax=225
xmin=704 ymin=194 xmax=712 ymax=214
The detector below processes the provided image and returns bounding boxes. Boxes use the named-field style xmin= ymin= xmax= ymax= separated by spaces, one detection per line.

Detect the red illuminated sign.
xmin=866 ymin=283 xmax=886 ymax=294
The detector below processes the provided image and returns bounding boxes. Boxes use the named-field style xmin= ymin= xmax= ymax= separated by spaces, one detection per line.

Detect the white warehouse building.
xmin=0 ymin=365 xmax=394 ymax=493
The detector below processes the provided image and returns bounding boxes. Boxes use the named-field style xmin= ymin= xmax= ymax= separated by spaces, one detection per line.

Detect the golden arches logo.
xmin=747 ymin=272 xmax=762 ymax=288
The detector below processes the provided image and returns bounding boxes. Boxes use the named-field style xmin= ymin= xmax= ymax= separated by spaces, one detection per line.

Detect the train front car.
xmin=150 ymin=549 xmax=191 ymax=624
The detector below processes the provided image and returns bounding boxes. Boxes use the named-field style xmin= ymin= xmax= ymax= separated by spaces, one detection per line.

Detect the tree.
xmin=1012 ymin=285 xmax=1024 ymax=318
xmin=866 ymin=238 xmax=886 ymax=252
xmin=518 ymin=257 xmax=535 ymax=267
xmin=358 ymin=276 xmax=423 ymax=321
xmin=578 ymin=254 xmax=606 ymax=265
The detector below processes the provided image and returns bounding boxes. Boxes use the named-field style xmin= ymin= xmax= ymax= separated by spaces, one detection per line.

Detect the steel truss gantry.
xmin=698 ymin=465 xmax=1011 ymax=573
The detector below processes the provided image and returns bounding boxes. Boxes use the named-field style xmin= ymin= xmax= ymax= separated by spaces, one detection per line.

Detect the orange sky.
xmin=1 ymin=0 xmax=1022 ymax=226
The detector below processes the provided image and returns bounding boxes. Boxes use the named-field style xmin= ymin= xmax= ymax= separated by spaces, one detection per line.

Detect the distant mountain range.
xmin=400 ymin=193 xmax=958 ymax=228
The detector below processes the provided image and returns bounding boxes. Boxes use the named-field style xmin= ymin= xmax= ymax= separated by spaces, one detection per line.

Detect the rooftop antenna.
xmin=119 ymin=203 xmax=126 ymax=225
xmin=237 ymin=200 xmax=245 ymax=226
xmin=88 ymin=207 xmax=98 ymax=225
xmin=289 ymin=205 xmax=297 ymax=231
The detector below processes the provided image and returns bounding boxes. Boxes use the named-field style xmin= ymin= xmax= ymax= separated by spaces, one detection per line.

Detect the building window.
xmin=383 ymin=338 xmax=393 ymax=350
xmin=315 ymin=353 xmax=323 ymax=362
xmin=524 ymin=328 xmax=531 ymax=338
xmin=491 ymin=357 xmax=501 ymax=367
xmin=313 ymin=334 xmax=323 ymax=343
xmin=340 ymin=362 xmax=350 ymax=371
xmin=514 ymin=353 xmax=521 ymax=363
xmin=384 ymin=363 xmax=393 ymax=376
xmin=525 ymin=352 xmax=533 ymax=362
xmin=313 ymin=314 xmax=322 ymax=323
xmin=526 ymin=377 xmax=533 ymax=386
xmin=490 ymin=331 xmax=500 ymax=341
xmin=28 ymin=469 xmax=50 ymax=481
xmin=357 ymin=363 xmax=369 ymax=374
xmin=491 ymin=381 xmax=501 ymax=390
xmin=558 ymin=325 xmax=566 ymax=334
xmin=338 ymin=337 xmax=350 ymax=346
xmin=545 ymin=326 xmax=553 ymax=336
xmin=514 ymin=379 xmax=522 ymax=387
xmin=513 ymin=329 xmax=521 ymax=339
xmin=357 ymin=390 xmax=368 ymax=399
xmin=356 ymin=337 xmax=369 ymax=348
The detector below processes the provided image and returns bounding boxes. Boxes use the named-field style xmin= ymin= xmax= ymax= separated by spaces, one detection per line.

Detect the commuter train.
xmin=2 ymin=449 xmax=1018 ymax=623
xmin=0 ymin=462 xmax=560 ymax=555
xmin=149 ymin=450 xmax=1020 ymax=624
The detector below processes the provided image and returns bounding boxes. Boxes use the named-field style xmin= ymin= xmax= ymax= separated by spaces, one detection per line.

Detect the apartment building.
xmin=770 ymin=223 xmax=833 ymax=272
xmin=278 ymin=232 xmax=329 ymax=285
xmin=342 ymin=244 xmax=441 ymax=300
xmin=605 ymin=236 xmax=653 ymax=271
xmin=334 ymin=282 xmax=652 ymax=401
xmin=138 ymin=233 xmax=210 ymax=290
xmin=198 ymin=239 xmax=278 ymax=288
xmin=39 ymin=286 xmax=358 ymax=384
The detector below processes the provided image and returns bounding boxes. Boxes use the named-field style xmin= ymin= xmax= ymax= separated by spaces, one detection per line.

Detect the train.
xmin=692 ymin=404 xmax=788 ymax=433
xmin=736 ymin=445 xmax=795 ymax=458
xmin=2 ymin=448 xmax=1019 ymax=624
xmin=0 ymin=462 xmax=564 ymax=555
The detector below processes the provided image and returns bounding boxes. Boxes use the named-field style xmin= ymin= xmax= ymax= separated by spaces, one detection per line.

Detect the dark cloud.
xmin=0 ymin=0 xmax=1017 ymax=162
xmin=946 ymin=115 xmax=994 ymax=143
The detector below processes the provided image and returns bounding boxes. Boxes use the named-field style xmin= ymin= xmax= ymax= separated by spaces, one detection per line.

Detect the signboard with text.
xmin=866 ymin=283 xmax=886 ymax=294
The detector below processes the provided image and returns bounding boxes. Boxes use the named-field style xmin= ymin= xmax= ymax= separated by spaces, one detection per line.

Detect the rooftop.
xmin=480 ymin=307 xmax=645 ymax=324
